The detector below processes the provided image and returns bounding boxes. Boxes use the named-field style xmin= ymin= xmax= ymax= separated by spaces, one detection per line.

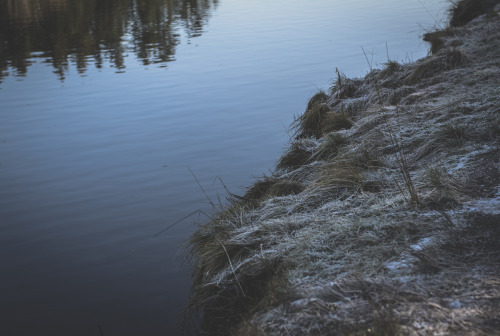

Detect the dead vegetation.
xmin=449 ymin=0 xmax=500 ymax=27
xmin=276 ymin=139 xmax=315 ymax=172
xmin=186 ymin=3 xmax=500 ymax=335
xmin=404 ymin=47 xmax=469 ymax=84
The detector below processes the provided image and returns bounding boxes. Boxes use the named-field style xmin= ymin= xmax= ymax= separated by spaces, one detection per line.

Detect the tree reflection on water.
xmin=0 ymin=0 xmax=218 ymax=81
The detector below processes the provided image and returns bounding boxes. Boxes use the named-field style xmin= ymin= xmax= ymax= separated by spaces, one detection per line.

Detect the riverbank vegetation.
xmin=187 ymin=1 xmax=500 ymax=334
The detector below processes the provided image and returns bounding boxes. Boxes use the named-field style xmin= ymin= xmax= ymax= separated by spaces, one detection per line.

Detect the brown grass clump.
xmin=186 ymin=201 xmax=293 ymax=334
xmin=389 ymin=86 xmax=416 ymax=105
xmin=442 ymin=47 xmax=469 ymax=67
xmin=306 ymin=90 xmax=329 ymax=110
xmin=423 ymin=28 xmax=455 ymax=54
xmin=351 ymin=147 xmax=384 ymax=170
xmin=243 ymin=177 xmax=279 ymax=203
xmin=290 ymin=90 xmax=331 ymax=139
xmin=405 ymin=47 xmax=468 ymax=84
xmin=276 ymin=141 xmax=313 ymax=171
xmin=293 ymin=103 xmax=330 ymax=139
xmin=315 ymin=161 xmax=364 ymax=189
xmin=267 ymin=180 xmax=304 ymax=197
xmin=378 ymin=60 xmax=403 ymax=79
xmin=330 ymin=69 xmax=358 ymax=99
xmin=311 ymin=133 xmax=348 ymax=162
xmin=242 ymin=176 xmax=305 ymax=207
xmin=322 ymin=110 xmax=353 ymax=133
xmin=450 ymin=0 xmax=500 ymax=27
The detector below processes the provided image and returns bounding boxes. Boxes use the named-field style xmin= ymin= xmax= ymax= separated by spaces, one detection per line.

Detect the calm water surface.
xmin=0 ymin=0 xmax=447 ymax=334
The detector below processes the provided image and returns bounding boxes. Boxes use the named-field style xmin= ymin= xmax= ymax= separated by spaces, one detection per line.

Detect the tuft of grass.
xmin=276 ymin=141 xmax=313 ymax=171
xmin=242 ymin=176 xmax=304 ymax=207
xmin=424 ymin=166 xmax=461 ymax=209
xmin=442 ymin=47 xmax=469 ymax=68
xmin=268 ymin=180 xmax=304 ymax=198
xmin=378 ymin=60 xmax=402 ymax=79
xmin=312 ymin=141 xmax=385 ymax=191
xmin=389 ymin=86 xmax=416 ymax=105
xmin=186 ymin=201 xmax=285 ymax=334
xmin=386 ymin=122 xmax=420 ymax=205
xmin=351 ymin=147 xmax=384 ymax=170
xmin=315 ymin=161 xmax=364 ymax=189
xmin=243 ymin=177 xmax=279 ymax=204
xmin=423 ymin=28 xmax=455 ymax=54
xmin=293 ymin=103 xmax=330 ymax=139
xmin=426 ymin=167 xmax=446 ymax=189
xmin=436 ymin=123 xmax=468 ymax=146
xmin=331 ymin=69 xmax=358 ymax=99
xmin=405 ymin=47 xmax=468 ymax=84
xmin=306 ymin=90 xmax=329 ymax=110
xmin=449 ymin=0 xmax=499 ymax=27
xmin=323 ymin=110 xmax=353 ymax=133
xmin=311 ymin=133 xmax=348 ymax=161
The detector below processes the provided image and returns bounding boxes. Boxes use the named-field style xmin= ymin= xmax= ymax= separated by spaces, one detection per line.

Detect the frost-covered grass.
xmin=186 ymin=4 xmax=500 ymax=334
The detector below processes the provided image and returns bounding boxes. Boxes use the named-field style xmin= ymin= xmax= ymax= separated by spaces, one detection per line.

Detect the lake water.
xmin=0 ymin=0 xmax=447 ymax=335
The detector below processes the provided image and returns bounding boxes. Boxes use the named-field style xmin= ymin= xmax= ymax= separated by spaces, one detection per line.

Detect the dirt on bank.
xmin=186 ymin=1 xmax=500 ymax=335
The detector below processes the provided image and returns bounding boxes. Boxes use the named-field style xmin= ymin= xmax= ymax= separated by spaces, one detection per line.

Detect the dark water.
xmin=0 ymin=0 xmax=447 ymax=335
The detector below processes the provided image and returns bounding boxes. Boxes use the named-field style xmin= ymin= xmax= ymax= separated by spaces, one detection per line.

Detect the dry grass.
xmin=315 ymin=161 xmax=364 ymax=189
xmin=310 ymin=133 xmax=348 ymax=162
xmin=449 ymin=0 xmax=500 ymax=27
xmin=422 ymin=166 xmax=464 ymax=209
xmin=405 ymin=47 xmax=468 ymax=84
xmin=412 ymin=122 xmax=470 ymax=162
xmin=267 ymin=179 xmax=304 ymax=197
xmin=378 ymin=61 xmax=402 ymax=79
xmin=350 ymin=146 xmax=384 ymax=170
xmin=276 ymin=140 xmax=314 ymax=171
xmin=423 ymin=28 xmax=455 ymax=54
xmin=290 ymin=90 xmax=331 ymax=139
xmin=322 ymin=110 xmax=353 ymax=133
xmin=186 ymin=200 xmax=293 ymax=333
xmin=436 ymin=123 xmax=469 ymax=146
xmin=186 ymin=5 xmax=500 ymax=334
xmin=241 ymin=176 xmax=305 ymax=208
xmin=306 ymin=90 xmax=329 ymax=110
xmin=293 ymin=103 xmax=330 ymax=139
xmin=330 ymin=69 xmax=359 ymax=99
xmin=243 ymin=177 xmax=278 ymax=202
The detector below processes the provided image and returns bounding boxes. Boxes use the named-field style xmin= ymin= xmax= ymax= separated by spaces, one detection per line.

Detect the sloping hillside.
xmin=187 ymin=2 xmax=500 ymax=335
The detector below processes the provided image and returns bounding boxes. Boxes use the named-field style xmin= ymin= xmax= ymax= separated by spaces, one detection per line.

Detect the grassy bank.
xmin=186 ymin=1 xmax=500 ymax=334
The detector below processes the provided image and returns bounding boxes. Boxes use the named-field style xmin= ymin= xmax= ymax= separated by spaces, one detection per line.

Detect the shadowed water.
xmin=0 ymin=0 xmax=447 ymax=334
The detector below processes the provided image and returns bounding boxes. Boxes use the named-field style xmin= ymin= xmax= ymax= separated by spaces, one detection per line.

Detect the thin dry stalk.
xmin=217 ymin=238 xmax=246 ymax=298
xmin=361 ymin=46 xmax=419 ymax=205
xmin=152 ymin=209 xmax=210 ymax=237
xmin=189 ymin=167 xmax=218 ymax=210
xmin=387 ymin=122 xmax=420 ymax=205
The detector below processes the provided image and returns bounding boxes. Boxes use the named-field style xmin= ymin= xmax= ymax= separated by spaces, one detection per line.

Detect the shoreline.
xmin=187 ymin=1 xmax=500 ymax=334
